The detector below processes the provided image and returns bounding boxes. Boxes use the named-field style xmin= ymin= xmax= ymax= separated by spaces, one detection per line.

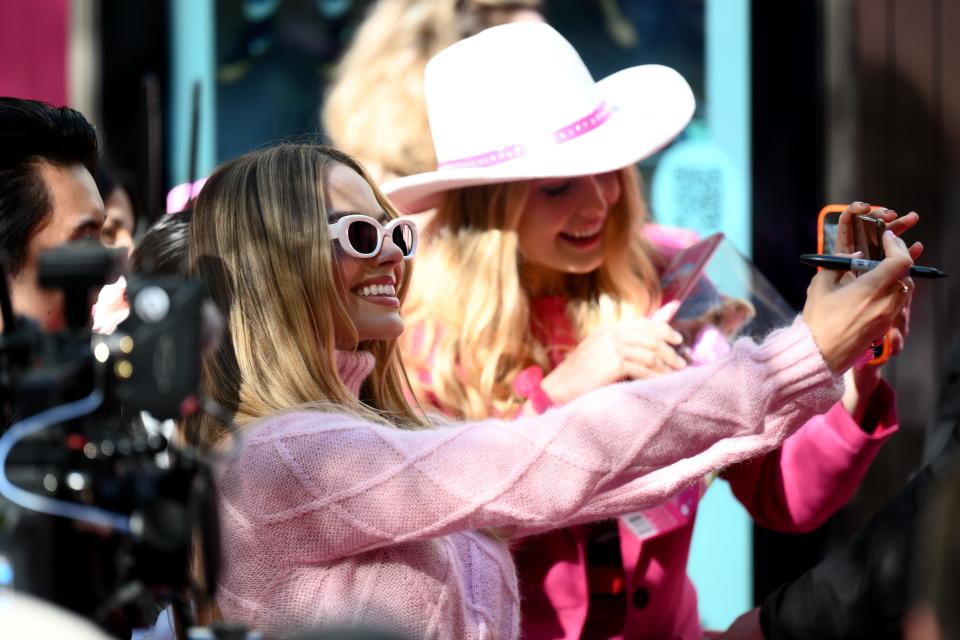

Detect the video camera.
xmin=0 ymin=240 xmax=220 ymax=638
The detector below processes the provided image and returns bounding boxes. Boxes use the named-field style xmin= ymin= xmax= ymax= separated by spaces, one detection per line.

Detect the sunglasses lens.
xmin=347 ymin=220 xmax=379 ymax=255
xmin=392 ymin=223 xmax=415 ymax=257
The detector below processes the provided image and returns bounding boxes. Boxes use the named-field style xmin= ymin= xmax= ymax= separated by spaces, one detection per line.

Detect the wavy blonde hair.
xmin=322 ymin=0 xmax=542 ymax=182
xmin=402 ymin=167 xmax=663 ymax=420
xmin=185 ymin=143 xmax=427 ymax=455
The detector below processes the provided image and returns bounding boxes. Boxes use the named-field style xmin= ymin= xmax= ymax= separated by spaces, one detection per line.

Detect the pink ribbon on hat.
xmin=438 ymin=102 xmax=613 ymax=170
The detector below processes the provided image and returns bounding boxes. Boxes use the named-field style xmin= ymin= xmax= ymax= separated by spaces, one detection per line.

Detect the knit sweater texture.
xmin=512 ymin=297 xmax=897 ymax=640
xmin=215 ymin=319 xmax=841 ymax=638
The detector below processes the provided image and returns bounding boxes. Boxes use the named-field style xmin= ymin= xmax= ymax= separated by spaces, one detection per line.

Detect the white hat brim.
xmin=382 ymin=64 xmax=695 ymax=213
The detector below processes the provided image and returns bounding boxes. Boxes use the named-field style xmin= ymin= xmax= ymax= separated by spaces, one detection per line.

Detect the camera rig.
xmin=0 ymin=241 xmax=220 ymax=638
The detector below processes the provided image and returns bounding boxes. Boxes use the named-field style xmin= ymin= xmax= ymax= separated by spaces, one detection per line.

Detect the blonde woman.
xmin=385 ymin=23 xmax=920 ymax=639
xmin=322 ymin=0 xmax=543 ymax=184
xmin=182 ymin=141 xmax=911 ymax=639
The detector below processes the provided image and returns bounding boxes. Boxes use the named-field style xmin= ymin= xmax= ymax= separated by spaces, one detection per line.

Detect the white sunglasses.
xmin=327 ymin=214 xmax=418 ymax=260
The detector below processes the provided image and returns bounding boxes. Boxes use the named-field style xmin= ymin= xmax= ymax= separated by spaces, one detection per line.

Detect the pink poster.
xmin=0 ymin=0 xmax=69 ymax=105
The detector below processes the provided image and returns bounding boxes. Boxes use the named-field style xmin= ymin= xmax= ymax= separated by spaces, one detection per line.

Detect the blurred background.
xmin=2 ymin=0 xmax=958 ymax=630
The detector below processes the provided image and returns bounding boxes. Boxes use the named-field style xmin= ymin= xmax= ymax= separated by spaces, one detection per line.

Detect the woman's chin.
xmin=558 ymin=256 xmax=605 ymax=275
xmin=357 ymin=316 xmax=405 ymax=343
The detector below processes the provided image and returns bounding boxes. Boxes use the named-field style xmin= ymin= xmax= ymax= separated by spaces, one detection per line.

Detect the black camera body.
xmin=0 ymin=242 xmax=219 ymax=638
xmin=114 ymin=275 xmax=207 ymax=420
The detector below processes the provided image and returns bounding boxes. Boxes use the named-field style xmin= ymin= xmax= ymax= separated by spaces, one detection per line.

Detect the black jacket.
xmin=760 ymin=413 xmax=960 ymax=639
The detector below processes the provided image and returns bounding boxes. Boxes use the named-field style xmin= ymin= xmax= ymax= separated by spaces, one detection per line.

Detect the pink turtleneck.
xmin=335 ymin=349 xmax=375 ymax=396
xmin=214 ymin=321 xmax=841 ymax=639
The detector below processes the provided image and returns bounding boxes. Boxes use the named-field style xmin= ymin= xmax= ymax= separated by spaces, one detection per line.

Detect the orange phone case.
xmin=817 ymin=204 xmax=892 ymax=365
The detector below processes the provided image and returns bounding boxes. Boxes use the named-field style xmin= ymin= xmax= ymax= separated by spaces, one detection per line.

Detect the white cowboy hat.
xmin=381 ymin=21 xmax=696 ymax=213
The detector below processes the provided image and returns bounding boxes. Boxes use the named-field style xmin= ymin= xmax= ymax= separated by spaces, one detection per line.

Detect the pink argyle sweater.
xmin=215 ymin=318 xmax=841 ymax=638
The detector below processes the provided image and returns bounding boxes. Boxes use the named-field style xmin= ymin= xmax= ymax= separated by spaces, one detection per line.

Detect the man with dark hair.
xmin=0 ymin=96 xmax=104 ymax=331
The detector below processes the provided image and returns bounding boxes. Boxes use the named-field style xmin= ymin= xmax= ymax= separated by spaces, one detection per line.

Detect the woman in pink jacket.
xmin=183 ymin=142 xmax=914 ymax=639
xmin=385 ymin=23 xmax=917 ymax=639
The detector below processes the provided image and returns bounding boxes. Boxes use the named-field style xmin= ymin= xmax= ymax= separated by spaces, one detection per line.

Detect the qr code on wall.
xmin=671 ymin=167 xmax=723 ymax=231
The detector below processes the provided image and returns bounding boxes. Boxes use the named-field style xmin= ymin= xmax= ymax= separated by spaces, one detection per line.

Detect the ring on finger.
xmin=885 ymin=280 xmax=910 ymax=297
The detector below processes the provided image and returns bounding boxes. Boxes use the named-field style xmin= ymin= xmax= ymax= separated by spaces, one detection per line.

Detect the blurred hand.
xmin=802 ymin=203 xmax=918 ymax=374
xmin=720 ymin=607 xmax=764 ymax=640
xmin=842 ymin=290 xmax=912 ymax=418
xmin=540 ymin=316 xmax=687 ymax=405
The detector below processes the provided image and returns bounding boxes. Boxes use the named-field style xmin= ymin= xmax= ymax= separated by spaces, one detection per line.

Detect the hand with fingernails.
xmin=829 ymin=203 xmax=921 ymax=419
xmin=540 ymin=313 xmax=688 ymax=405
xmin=801 ymin=201 xmax=921 ymax=375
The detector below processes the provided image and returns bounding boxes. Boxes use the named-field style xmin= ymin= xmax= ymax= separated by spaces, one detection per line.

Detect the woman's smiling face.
xmin=516 ymin=171 xmax=621 ymax=295
xmin=325 ymin=163 xmax=407 ymax=349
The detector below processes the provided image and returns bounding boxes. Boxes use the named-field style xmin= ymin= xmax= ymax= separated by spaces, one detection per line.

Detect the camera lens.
xmin=134 ymin=286 xmax=171 ymax=323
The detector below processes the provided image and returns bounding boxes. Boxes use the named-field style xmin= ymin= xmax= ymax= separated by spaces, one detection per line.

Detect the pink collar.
xmin=335 ymin=350 xmax=376 ymax=397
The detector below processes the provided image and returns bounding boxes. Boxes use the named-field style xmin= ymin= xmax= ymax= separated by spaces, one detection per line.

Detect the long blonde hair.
xmin=322 ymin=0 xmax=542 ymax=182
xmin=185 ymin=143 xmax=427 ymax=455
xmin=402 ymin=167 xmax=662 ymax=419
xmin=182 ymin=144 xmax=427 ymax=627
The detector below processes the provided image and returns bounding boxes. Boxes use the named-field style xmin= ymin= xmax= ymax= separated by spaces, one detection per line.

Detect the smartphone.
xmin=817 ymin=207 xmax=886 ymax=259
xmin=817 ymin=205 xmax=892 ymax=365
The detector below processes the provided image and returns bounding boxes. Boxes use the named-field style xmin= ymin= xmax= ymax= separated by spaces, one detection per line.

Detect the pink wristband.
xmin=514 ymin=366 xmax=555 ymax=414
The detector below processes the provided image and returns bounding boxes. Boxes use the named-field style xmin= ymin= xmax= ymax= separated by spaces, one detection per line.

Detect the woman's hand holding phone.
xmin=836 ymin=202 xmax=922 ymax=255
xmin=802 ymin=203 xmax=921 ymax=374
